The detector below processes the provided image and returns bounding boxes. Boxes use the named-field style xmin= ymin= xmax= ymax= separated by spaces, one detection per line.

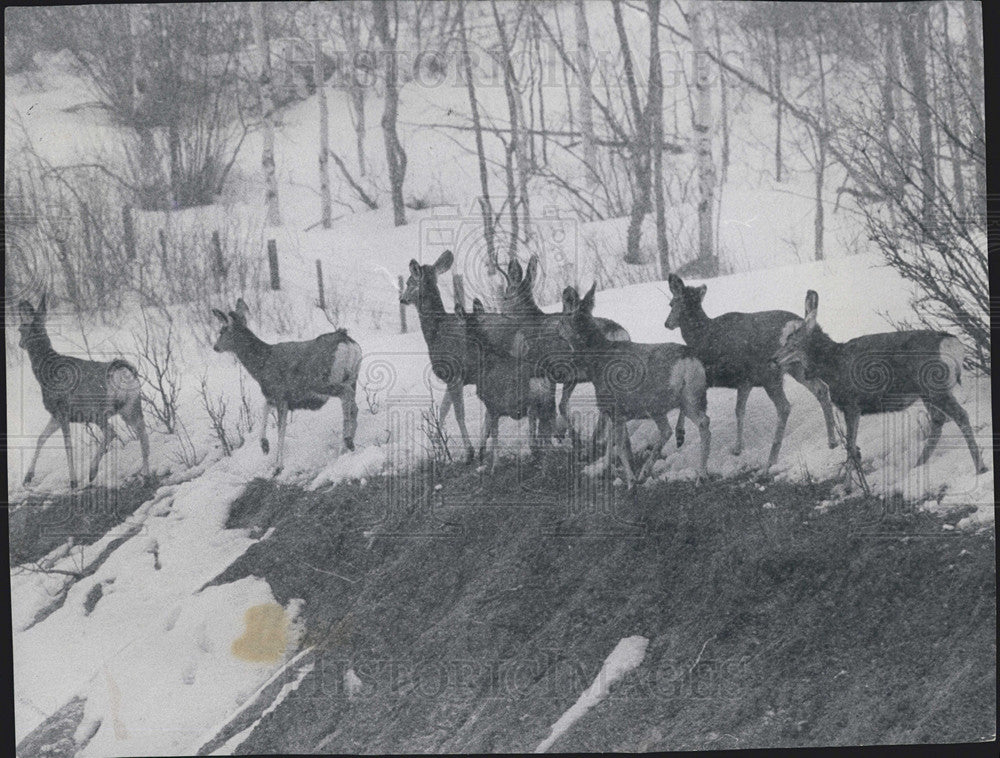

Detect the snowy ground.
xmin=7 ymin=42 xmax=993 ymax=756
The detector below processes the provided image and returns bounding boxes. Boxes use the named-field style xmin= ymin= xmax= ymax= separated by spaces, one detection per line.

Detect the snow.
xmin=534 ymin=635 xmax=650 ymax=753
xmin=7 ymin=28 xmax=993 ymax=756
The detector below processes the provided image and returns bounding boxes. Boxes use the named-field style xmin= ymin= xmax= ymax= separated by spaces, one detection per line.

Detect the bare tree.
xmin=688 ymin=0 xmax=716 ymax=273
xmin=336 ymin=1 xmax=371 ymax=176
xmin=313 ymin=2 xmax=332 ymax=229
xmin=648 ymin=0 xmax=669 ymax=276
xmin=458 ymin=1 xmax=497 ymax=270
xmin=250 ymin=1 xmax=282 ymax=227
xmin=574 ymin=0 xmax=597 ymax=188
xmin=898 ymin=3 xmax=935 ymax=227
xmin=373 ymin=0 xmax=407 ymax=227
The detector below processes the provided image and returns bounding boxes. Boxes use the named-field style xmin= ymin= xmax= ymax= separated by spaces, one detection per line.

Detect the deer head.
xmin=664 ymin=273 xmax=707 ymax=330
xmin=17 ymin=294 xmax=47 ymax=348
xmin=770 ymin=290 xmax=819 ymax=370
xmin=557 ymin=283 xmax=597 ymax=349
xmin=212 ymin=298 xmax=251 ymax=353
xmin=399 ymin=250 xmax=453 ymax=306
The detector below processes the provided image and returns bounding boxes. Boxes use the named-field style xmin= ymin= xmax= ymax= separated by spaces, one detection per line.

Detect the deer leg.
xmin=638 ymin=415 xmax=673 ymax=482
xmin=842 ymin=409 xmax=861 ymax=492
xmin=488 ymin=414 xmax=500 ymax=475
xmin=24 ymin=416 xmax=60 ymax=485
xmin=559 ymin=380 xmax=579 ymax=444
xmin=274 ymin=404 xmax=288 ymax=476
xmin=340 ymin=388 xmax=358 ymax=452
xmin=122 ymin=401 xmax=151 ymax=478
xmin=60 ymin=420 xmax=77 ymax=489
xmin=478 ymin=408 xmax=492 ymax=463
xmin=763 ymin=381 xmax=791 ymax=469
xmin=731 ymin=383 xmax=752 ymax=455
xmin=932 ymin=395 xmax=988 ymax=474
xmin=791 ymin=368 xmax=838 ymax=449
xmin=615 ymin=419 xmax=636 ymax=488
xmin=88 ymin=419 xmax=111 ymax=483
xmin=259 ymin=402 xmax=272 ymax=455
xmin=683 ymin=403 xmax=711 ymax=484
xmin=449 ymin=385 xmax=475 ymax=464
xmin=915 ymin=400 xmax=947 ymax=468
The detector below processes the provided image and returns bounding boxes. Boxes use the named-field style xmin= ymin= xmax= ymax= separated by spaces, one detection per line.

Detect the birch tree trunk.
xmin=940 ymin=2 xmax=965 ymax=221
xmin=339 ymin=2 xmax=368 ymax=176
xmin=574 ymin=0 xmax=597 ymax=188
xmin=963 ymin=0 xmax=985 ymax=215
xmin=690 ymin=0 xmax=716 ymax=272
xmin=899 ymin=4 xmax=935 ymax=228
xmin=128 ymin=5 xmax=163 ymax=209
xmin=649 ymin=0 xmax=669 ymax=276
xmin=373 ymin=0 xmax=407 ymax=227
xmin=612 ymin=0 xmax=651 ymax=265
xmin=772 ymin=24 xmax=783 ymax=182
xmin=250 ymin=1 xmax=282 ymax=227
xmin=313 ymin=2 xmax=332 ymax=229
xmin=458 ymin=0 xmax=496 ymax=270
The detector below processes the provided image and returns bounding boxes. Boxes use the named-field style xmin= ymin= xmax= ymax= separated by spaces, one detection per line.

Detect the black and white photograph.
xmin=6 ymin=1 xmax=995 ymax=754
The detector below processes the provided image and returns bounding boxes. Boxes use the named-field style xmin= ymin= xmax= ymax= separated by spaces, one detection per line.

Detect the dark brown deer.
xmin=456 ymin=298 xmax=557 ymax=472
xmin=212 ymin=299 xmax=361 ymax=475
xmin=399 ymin=250 xmax=515 ymax=463
xmin=665 ymin=273 xmax=837 ymax=469
xmin=560 ymin=284 xmax=711 ymax=487
xmin=498 ymin=255 xmax=630 ymax=436
xmin=771 ymin=290 xmax=988 ymax=476
xmin=18 ymin=295 xmax=150 ymax=489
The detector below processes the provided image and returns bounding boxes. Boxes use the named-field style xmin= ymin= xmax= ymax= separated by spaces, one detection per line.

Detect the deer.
xmin=211 ymin=299 xmax=362 ymax=476
xmin=399 ymin=250 xmax=516 ymax=463
xmin=559 ymin=284 xmax=711 ymax=487
xmin=17 ymin=295 xmax=150 ymax=489
xmin=495 ymin=254 xmax=632 ymax=452
xmin=665 ymin=273 xmax=838 ymax=470
xmin=455 ymin=298 xmax=557 ymax=472
xmin=770 ymin=290 xmax=988 ymax=478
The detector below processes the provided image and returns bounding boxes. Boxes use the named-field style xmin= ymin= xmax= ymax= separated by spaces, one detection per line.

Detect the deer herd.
xmin=16 ymin=250 xmax=988 ymax=492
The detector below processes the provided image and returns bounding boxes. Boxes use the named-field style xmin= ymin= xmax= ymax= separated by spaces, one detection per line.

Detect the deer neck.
xmin=415 ymin=283 xmax=448 ymax=340
xmin=805 ymin=329 xmax=843 ymax=383
xmin=231 ymin=325 xmax=272 ymax=381
xmin=22 ymin=332 xmax=59 ymax=374
xmin=678 ymin=306 xmax=711 ymax=344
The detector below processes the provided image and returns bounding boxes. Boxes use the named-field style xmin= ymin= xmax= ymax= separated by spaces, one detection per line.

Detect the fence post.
xmin=211 ymin=230 xmax=227 ymax=289
xmin=398 ymin=275 xmax=407 ymax=334
xmin=267 ymin=239 xmax=280 ymax=290
xmin=158 ymin=229 xmax=168 ymax=268
xmin=452 ymin=273 xmax=465 ymax=311
xmin=122 ymin=205 xmax=136 ymax=260
xmin=316 ymin=259 xmax=325 ymax=310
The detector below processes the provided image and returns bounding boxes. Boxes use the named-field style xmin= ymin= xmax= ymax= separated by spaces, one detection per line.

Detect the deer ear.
xmin=409 ymin=259 xmax=421 ymax=277
xmin=36 ymin=293 xmax=47 ymax=319
xmin=525 ymin=255 xmax=539 ymax=287
xmin=695 ymin=284 xmax=707 ymax=302
xmin=212 ymin=309 xmax=229 ymax=325
xmin=472 ymin=298 xmax=485 ymax=316
xmin=454 ymin=302 xmax=466 ymax=317
xmin=434 ymin=249 xmax=454 ymax=274
xmin=507 ymin=257 xmax=523 ymax=284
xmin=562 ymin=286 xmax=579 ymax=312
xmin=668 ymin=273 xmax=684 ymax=295
xmin=581 ymin=282 xmax=597 ymax=312
xmin=803 ymin=290 xmax=819 ymax=331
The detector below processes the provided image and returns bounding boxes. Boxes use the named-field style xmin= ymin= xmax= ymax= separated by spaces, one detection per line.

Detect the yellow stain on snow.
xmin=231 ymin=603 xmax=288 ymax=662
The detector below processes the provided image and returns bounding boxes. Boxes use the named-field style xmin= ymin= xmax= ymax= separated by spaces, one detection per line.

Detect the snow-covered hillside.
xmin=7 ymin=14 xmax=993 ymax=755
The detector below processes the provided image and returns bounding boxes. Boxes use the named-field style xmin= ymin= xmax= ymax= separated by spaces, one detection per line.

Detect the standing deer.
xmin=400 ymin=250 xmax=511 ymax=463
xmin=771 ymin=290 xmax=988 ymax=477
xmin=456 ymin=298 xmax=557 ymax=472
xmin=212 ymin=299 xmax=362 ymax=475
xmin=665 ymin=273 xmax=837 ymax=469
xmin=559 ymin=284 xmax=711 ymax=487
xmin=18 ymin=295 xmax=150 ymax=489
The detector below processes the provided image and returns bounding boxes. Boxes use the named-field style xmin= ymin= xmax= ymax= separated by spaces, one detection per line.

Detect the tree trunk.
xmin=649 ymin=0 xmax=668 ymax=276
xmin=963 ymin=0 xmax=985 ymax=216
xmin=491 ymin=0 xmax=531 ymax=247
xmin=339 ymin=2 xmax=368 ymax=176
xmin=250 ymin=1 xmax=282 ymax=227
xmin=611 ymin=0 xmax=651 ymax=265
xmin=941 ymin=2 xmax=965 ymax=222
xmin=899 ymin=4 xmax=935 ymax=228
xmin=314 ymin=3 xmax=332 ymax=229
xmin=574 ymin=0 xmax=597 ymax=187
xmin=690 ymin=1 xmax=715 ymax=272
xmin=814 ymin=25 xmax=827 ymax=262
xmin=128 ymin=5 xmax=163 ymax=209
xmin=373 ymin=0 xmax=407 ymax=227
xmin=713 ymin=4 xmax=729 ymax=185
xmin=458 ymin=1 xmax=496 ymax=270
xmin=773 ymin=24 xmax=783 ymax=183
